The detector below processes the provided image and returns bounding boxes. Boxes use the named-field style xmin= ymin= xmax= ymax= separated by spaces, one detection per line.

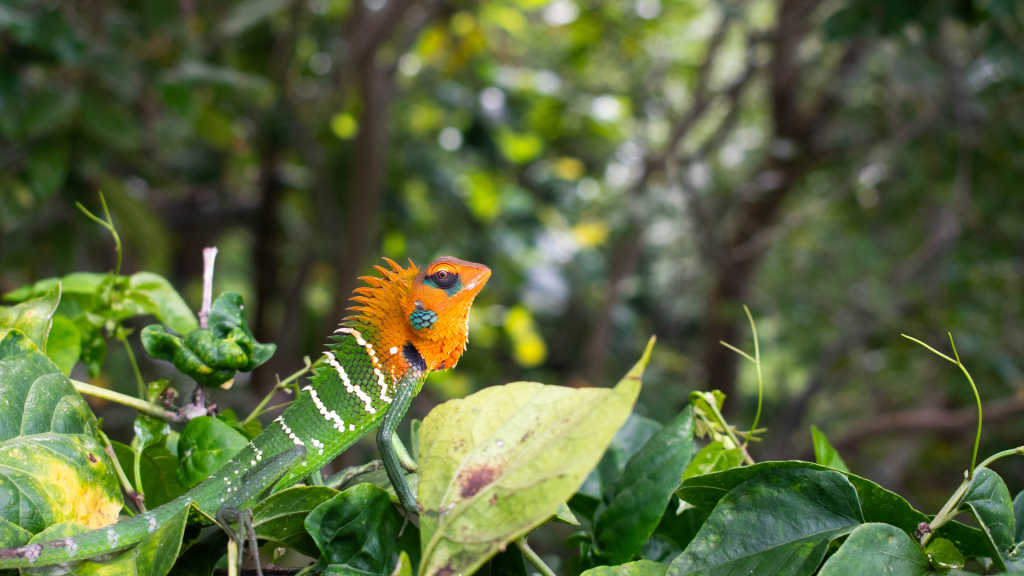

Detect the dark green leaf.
xmin=956 ymin=467 xmax=1024 ymax=571
xmin=253 ymin=486 xmax=339 ymax=557
xmin=583 ymin=560 xmax=668 ymax=576
xmin=0 ymin=517 xmax=31 ymax=549
xmin=594 ymin=406 xmax=695 ymax=564
xmin=305 ymin=484 xmax=405 ymax=576
xmin=1014 ymin=490 xmax=1024 ymax=543
xmin=206 ymin=292 xmax=274 ymax=371
xmin=810 ymin=425 xmax=849 ymax=472
xmin=668 ymin=467 xmax=863 ymax=576
xmin=579 ymin=413 xmax=664 ymax=501
xmin=142 ymin=326 xmax=236 ymax=386
xmin=176 ymin=416 xmax=248 ymax=488
xmin=167 ymin=527 xmax=228 ymax=576
xmin=818 ymin=523 xmax=974 ymax=576
xmin=674 ymin=460 xmax=987 ymax=557
xmin=134 ymin=415 xmax=171 ymax=449
xmin=647 ymin=498 xmax=709 ymax=562
xmin=679 ymin=441 xmax=742 ymax=482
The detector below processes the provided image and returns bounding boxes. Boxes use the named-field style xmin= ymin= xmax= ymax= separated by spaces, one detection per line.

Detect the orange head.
xmin=347 ymin=256 xmax=491 ymax=373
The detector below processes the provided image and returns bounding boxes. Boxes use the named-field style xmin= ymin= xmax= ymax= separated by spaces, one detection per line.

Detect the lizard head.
xmin=348 ymin=256 xmax=491 ymax=372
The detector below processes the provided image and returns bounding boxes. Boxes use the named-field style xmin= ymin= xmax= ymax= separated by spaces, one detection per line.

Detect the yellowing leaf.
xmin=417 ymin=337 xmax=656 ymax=576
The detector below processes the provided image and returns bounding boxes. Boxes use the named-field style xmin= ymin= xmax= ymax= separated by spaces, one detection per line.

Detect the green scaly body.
xmin=0 ymin=324 xmax=426 ymax=569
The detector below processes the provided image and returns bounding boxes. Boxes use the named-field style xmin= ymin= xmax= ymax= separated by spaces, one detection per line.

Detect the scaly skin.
xmin=0 ymin=256 xmax=490 ymax=569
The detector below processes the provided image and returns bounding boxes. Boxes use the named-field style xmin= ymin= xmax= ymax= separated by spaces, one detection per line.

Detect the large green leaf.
xmin=1014 ymin=490 xmax=1024 ymax=543
xmin=253 ymin=486 xmax=339 ymax=557
xmin=142 ymin=292 xmax=273 ymax=386
xmin=166 ymin=528 xmax=228 ymax=576
xmin=175 ymin=416 xmax=248 ymax=488
xmin=305 ymin=484 xmax=407 ymax=576
xmin=0 ymin=330 xmax=122 ymax=533
xmin=579 ymin=413 xmax=664 ymax=501
xmin=417 ymin=337 xmax=654 ymax=576
xmin=674 ymin=460 xmax=986 ymax=557
xmin=818 ymin=523 xmax=974 ymax=576
xmin=0 ymin=285 xmax=59 ymax=348
xmin=810 ymin=425 xmax=848 ymax=472
xmin=668 ymin=467 xmax=863 ymax=576
xmin=582 ymin=560 xmax=668 ymax=576
xmin=956 ymin=467 xmax=1024 ymax=571
xmin=593 ymin=406 xmax=695 ymax=564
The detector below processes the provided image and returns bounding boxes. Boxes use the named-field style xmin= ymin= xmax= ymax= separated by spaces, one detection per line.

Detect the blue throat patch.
xmin=409 ymin=309 xmax=438 ymax=331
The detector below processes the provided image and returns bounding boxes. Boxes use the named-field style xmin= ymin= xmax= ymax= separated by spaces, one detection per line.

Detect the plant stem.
xmin=75 ymin=192 xmax=122 ymax=276
xmin=228 ymin=540 xmax=239 ymax=576
xmin=902 ymin=333 xmax=983 ymax=479
xmin=73 ymin=380 xmax=181 ymax=422
xmin=515 ymin=538 xmax=556 ymax=576
xmin=718 ymin=305 xmax=764 ymax=450
xmin=98 ymin=429 xmax=146 ymax=513
xmin=978 ymin=446 xmax=1024 ymax=469
xmin=242 ymin=356 xmax=317 ymax=426
xmin=116 ymin=324 xmax=147 ymax=399
xmin=698 ymin=392 xmax=755 ymax=465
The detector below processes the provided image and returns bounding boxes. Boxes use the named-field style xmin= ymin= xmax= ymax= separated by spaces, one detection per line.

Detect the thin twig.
xmin=242 ymin=356 xmax=316 ymax=426
xmin=98 ymin=429 xmax=146 ymax=513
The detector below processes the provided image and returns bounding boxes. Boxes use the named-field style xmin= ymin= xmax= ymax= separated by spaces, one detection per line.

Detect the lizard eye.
xmin=431 ymin=268 xmax=458 ymax=289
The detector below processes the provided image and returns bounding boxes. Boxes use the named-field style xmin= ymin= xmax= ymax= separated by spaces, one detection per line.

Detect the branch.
xmin=831 ymin=393 xmax=1024 ymax=452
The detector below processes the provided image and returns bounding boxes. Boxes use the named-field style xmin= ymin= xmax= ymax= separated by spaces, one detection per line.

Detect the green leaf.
xmin=417 ymin=336 xmax=651 ymax=573
xmin=0 ymin=284 xmax=60 ymax=348
xmin=253 ymin=486 xmax=339 ymax=557
xmin=167 ymin=528 xmax=228 ymax=576
xmin=1014 ymin=490 xmax=1024 ymax=543
xmin=810 ymin=425 xmax=849 ymax=472
xmin=112 ymin=441 xmax=188 ymax=510
xmin=142 ymin=325 xmax=236 ymax=386
xmin=925 ymin=537 xmax=965 ymax=569
xmin=135 ymin=415 xmax=171 ymax=449
xmin=579 ymin=413 xmax=663 ymax=501
xmin=0 ymin=330 xmax=123 ymax=533
xmin=21 ymin=521 xmax=91 ymax=576
xmin=582 ymin=560 xmax=668 ymax=576
xmin=175 ymin=416 xmax=248 ymax=488
xmin=341 ymin=467 xmax=419 ymax=505
xmin=956 ymin=467 xmax=1024 ymax=571
xmin=0 ymin=517 xmax=31 ymax=548
xmin=644 ymin=499 xmax=709 ymax=563
xmin=674 ymin=460 xmax=987 ymax=557
xmin=121 ymin=272 xmax=198 ymax=336
xmin=668 ymin=467 xmax=863 ymax=576
xmin=679 ymin=441 xmax=743 ymax=482
xmin=216 ymin=410 xmax=262 ymax=441
xmin=142 ymin=292 xmax=273 ymax=386
xmin=819 ymin=523 xmax=974 ymax=576
xmin=392 ymin=551 xmax=414 ymax=576
xmin=305 ymin=484 xmax=406 ymax=576
xmin=554 ymin=502 xmax=580 ymax=525
xmin=593 ymin=406 xmax=695 ymax=564
xmin=45 ymin=316 xmax=81 ymax=375
xmin=417 ymin=337 xmax=654 ymax=576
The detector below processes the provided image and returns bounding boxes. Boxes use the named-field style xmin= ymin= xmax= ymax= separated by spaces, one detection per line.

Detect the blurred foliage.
xmin=4 ymin=0 xmax=1024 ymax=568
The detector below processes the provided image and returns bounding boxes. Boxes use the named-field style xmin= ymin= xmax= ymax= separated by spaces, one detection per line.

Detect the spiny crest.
xmin=346 ymin=258 xmax=418 ymax=328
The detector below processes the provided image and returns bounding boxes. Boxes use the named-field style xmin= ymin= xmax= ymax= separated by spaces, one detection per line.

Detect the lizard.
xmin=0 ymin=256 xmax=491 ymax=572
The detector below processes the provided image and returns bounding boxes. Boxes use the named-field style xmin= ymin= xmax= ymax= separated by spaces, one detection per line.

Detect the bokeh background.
xmin=2 ymin=0 xmax=1024 ymax=564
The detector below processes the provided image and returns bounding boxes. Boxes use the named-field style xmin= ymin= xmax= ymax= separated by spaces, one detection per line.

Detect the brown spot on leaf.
xmin=437 ymin=565 xmax=457 ymax=576
xmin=520 ymin=431 xmax=532 ymax=443
xmin=460 ymin=464 xmax=500 ymax=498
xmin=490 ymin=494 xmax=498 ymax=506
xmin=88 ymin=453 xmax=98 ymax=463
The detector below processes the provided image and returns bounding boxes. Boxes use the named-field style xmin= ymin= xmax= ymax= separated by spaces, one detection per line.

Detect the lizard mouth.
xmin=463 ymin=268 xmax=492 ymax=293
